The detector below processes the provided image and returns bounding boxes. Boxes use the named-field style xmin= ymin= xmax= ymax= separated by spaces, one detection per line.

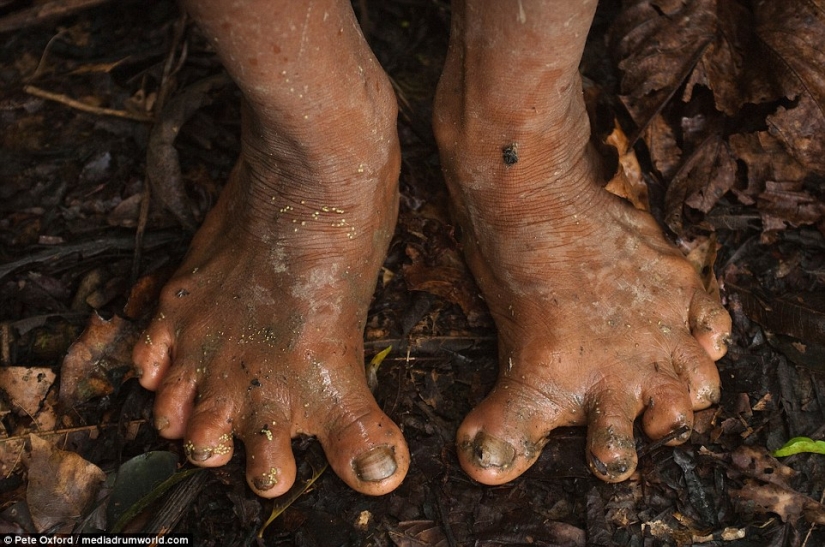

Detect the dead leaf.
xmin=665 ymin=134 xmax=736 ymax=234
xmin=604 ymin=119 xmax=649 ymax=211
xmin=684 ymin=234 xmax=721 ymax=299
xmin=729 ymin=131 xmax=807 ymax=204
xmin=26 ymin=434 xmax=106 ymax=533
xmin=731 ymin=481 xmax=825 ymax=525
xmin=389 ymin=520 xmax=449 ymax=547
xmin=611 ymin=0 xmax=755 ymax=129
xmin=59 ymin=312 xmax=141 ymax=409
xmin=0 ymin=367 xmax=55 ymax=421
xmin=755 ymin=0 xmax=825 ymax=173
xmin=729 ymin=445 xmax=796 ymax=488
xmin=642 ymin=113 xmax=682 ymax=181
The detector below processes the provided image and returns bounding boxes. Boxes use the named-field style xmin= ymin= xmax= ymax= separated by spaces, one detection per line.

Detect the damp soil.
xmin=1 ymin=1 xmax=824 ymax=546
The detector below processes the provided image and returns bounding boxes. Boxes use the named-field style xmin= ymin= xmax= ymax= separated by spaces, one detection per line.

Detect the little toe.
xmin=241 ymin=420 xmax=297 ymax=498
xmin=689 ymin=290 xmax=732 ymax=361
xmin=133 ymin=319 xmax=174 ymax=390
xmin=586 ymin=392 xmax=639 ymax=483
xmin=320 ymin=401 xmax=409 ymax=496
xmin=672 ymin=338 xmax=722 ymax=409
xmin=641 ymin=378 xmax=693 ymax=445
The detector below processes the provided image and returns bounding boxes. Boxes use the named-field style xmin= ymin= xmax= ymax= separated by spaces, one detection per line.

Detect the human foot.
xmin=133 ymin=0 xmax=409 ymax=497
xmin=434 ymin=0 xmax=731 ymax=484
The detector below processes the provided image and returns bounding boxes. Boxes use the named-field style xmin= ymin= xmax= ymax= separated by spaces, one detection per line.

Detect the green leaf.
xmin=772 ymin=437 xmax=825 ymax=457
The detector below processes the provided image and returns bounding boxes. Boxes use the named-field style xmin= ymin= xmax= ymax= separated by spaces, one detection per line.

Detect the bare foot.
xmin=133 ymin=0 xmax=409 ymax=497
xmin=435 ymin=0 xmax=731 ymax=484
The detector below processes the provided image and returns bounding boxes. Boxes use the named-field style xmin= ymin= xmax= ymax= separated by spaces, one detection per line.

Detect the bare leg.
xmin=434 ymin=0 xmax=731 ymax=483
xmin=133 ymin=0 xmax=409 ymax=497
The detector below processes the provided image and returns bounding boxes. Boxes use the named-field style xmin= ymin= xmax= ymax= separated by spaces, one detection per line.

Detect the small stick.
xmin=0 ymin=0 xmax=112 ymax=34
xmin=23 ymin=84 xmax=153 ymax=122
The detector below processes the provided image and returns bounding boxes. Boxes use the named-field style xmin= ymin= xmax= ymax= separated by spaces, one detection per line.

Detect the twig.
xmin=24 ymin=84 xmax=154 ymax=122
xmin=0 ymin=0 xmax=114 ymax=34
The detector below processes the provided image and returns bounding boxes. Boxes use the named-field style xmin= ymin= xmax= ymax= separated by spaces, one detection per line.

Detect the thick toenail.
xmin=353 ymin=445 xmax=397 ymax=482
xmin=154 ymin=416 xmax=169 ymax=431
xmin=589 ymin=452 xmax=629 ymax=479
xmin=187 ymin=445 xmax=212 ymax=462
xmin=466 ymin=432 xmax=516 ymax=469
xmin=253 ymin=468 xmax=279 ymax=491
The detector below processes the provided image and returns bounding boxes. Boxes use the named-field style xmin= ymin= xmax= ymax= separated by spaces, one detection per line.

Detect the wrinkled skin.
xmin=133 ymin=0 xmax=731 ymax=497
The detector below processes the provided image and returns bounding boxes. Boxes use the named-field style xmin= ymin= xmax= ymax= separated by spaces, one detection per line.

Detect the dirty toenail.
xmin=589 ymin=452 xmax=629 ymax=478
xmin=253 ymin=468 xmax=279 ymax=491
xmin=353 ymin=445 xmax=397 ymax=482
xmin=466 ymin=432 xmax=516 ymax=469
xmin=154 ymin=416 xmax=169 ymax=431
xmin=185 ymin=442 xmax=212 ymax=462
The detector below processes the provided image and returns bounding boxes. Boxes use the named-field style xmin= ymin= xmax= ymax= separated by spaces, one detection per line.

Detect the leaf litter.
xmin=0 ymin=0 xmax=824 ymax=544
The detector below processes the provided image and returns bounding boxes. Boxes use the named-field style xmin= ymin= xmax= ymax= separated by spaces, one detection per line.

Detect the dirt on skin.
xmin=1 ymin=1 xmax=824 ymax=546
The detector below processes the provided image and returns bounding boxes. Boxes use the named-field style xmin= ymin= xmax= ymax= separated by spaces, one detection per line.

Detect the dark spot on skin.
xmin=502 ymin=143 xmax=518 ymax=166
xmin=701 ymin=265 xmax=710 ymax=276
xmin=259 ymin=424 xmax=270 ymax=435
xmin=249 ymin=378 xmax=261 ymax=390
xmin=176 ymin=288 xmax=190 ymax=297
xmin=653 ymin=362 xmax=660 ymax=372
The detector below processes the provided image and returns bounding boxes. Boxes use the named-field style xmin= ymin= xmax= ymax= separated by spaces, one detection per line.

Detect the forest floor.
xmin=1 ymin=0 xmax=825 ymax=545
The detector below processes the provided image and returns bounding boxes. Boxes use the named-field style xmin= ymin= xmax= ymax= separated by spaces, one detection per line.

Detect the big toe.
xmin=319 ymin=401 xmax=409 ymax=496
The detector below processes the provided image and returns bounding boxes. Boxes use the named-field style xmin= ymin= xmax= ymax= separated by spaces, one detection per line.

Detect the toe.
xmin=641 ymin=376 xmax=693 ymax=444
xmin=456 ymin=381 xmax=562 ymax=485
xmin=689 ymin=290 xmax=731 ymax=361
xmin=586 ymin=390 xmax=639 ymax=483
xmin=319 ymin=398 xmax=409 ymax=496
xmin=152 ymin=367 xmax=197 ymax=439
xmin=241 ymin=418 xmax=297 ymax=498
xmin=672 ymin=337 xmax=722 ymax=409
xmin=133 ymin=318 xmax=174 ymax=390
xmin=182 ymin=397 xmax=237 ymax=467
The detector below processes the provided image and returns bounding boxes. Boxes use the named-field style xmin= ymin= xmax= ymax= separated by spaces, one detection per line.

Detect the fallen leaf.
xmin=665 ymin=134 xmax=736 ymax=234
xmin=0 ymin=367 xmax=55 ymax=421
xmin=26 ymin=434 xmax=106 ymax=533
xmin=642 ymin=113 xmax=682 ymax=181
xmin=773 ymin=437 xmax=825 ymax=457
xmin=731 ymin=481 xmax=825 ymax=525
xmin=755 ymin=0 xmax=825 ymax=173
xmin=604 ymin=119 xmax=650 ymax=211
xmin=59 ymin=312 xmax=141 ymax=409
xmin=389 ymin=520 xmax=449 ymax=547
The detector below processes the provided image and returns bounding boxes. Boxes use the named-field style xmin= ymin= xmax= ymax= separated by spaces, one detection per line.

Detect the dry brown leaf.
xmin=26 ymin=434 xmax=107 ymax=533
xmin=642 ymin=113 xmax=682 ymax=181
xmin=604 ymin=119 xmax=650 ymax=211
xmin=59 ymin=312 xmax=141 ymax=409
xmin=389 ymin=520 xmax=449 ymax=547
xmin=0 ymin=367 xmax=55 ymax=422
xmin=729 ymin=131 xmax=808 ymax=203
xmin=731 ymin=481 xmax=825 ymax=525
xmin=684 ymin=234 xmax=721 ymax=300
xmin=403 ymin=261 xmax=486 ymax=326
xmin=611 ymin=0 xmax=754 ymax=127
xmin=757 ymin=180 xmax=825 ymax=239
xmin=665 ymin=134 xmax=736 ymax=234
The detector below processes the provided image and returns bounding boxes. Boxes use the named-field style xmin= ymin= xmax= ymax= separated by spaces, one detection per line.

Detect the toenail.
xmin=185 ymin=442 xmax=212 ymax=462
xmin=589 ymin=452 xmax=629 ymax=478
xmin=253 ymin=468 xmax=279 ymax=491
xmin=465 ymin=432 xmax=516 ymax=469
xmin=353 ymin=445 xmax=397 ymax=482
xmin=154 ymin=416 xmax=169 ymax=431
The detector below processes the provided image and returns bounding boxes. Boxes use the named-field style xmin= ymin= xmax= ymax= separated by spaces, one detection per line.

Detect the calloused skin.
xmin=133 ymin=0 xmax=731 ymax=497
